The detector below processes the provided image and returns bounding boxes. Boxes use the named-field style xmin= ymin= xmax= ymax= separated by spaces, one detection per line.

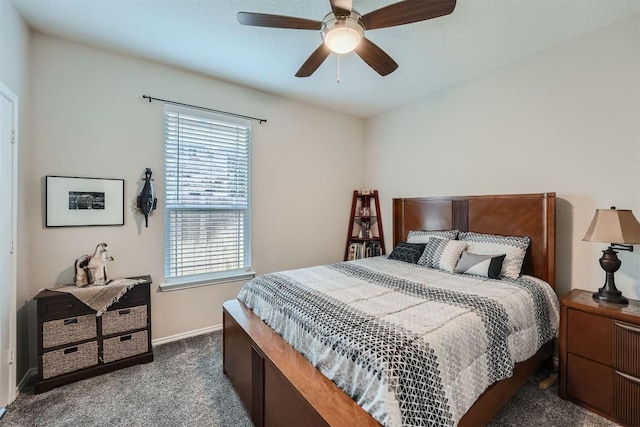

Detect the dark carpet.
xmin=2 ymin=331 xmax=617 ymax=426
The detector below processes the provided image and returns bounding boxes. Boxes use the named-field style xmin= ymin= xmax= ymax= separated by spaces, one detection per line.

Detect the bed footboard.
xmin=223 ymin=299 xmax=380 ymax=427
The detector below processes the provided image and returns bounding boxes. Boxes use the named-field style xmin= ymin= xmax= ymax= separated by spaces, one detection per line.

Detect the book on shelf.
xmin=347 ymin=240 xmax=383 ymax=260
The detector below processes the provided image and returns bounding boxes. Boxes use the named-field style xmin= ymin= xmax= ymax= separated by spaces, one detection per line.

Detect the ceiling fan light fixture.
xmin=239 ymin=0 xmax=457 ymax=77
xmin=322 ymin=12 xmax=364 ymax=54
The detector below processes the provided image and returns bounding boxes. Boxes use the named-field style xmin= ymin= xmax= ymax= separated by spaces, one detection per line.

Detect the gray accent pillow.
xmin=455 ymin=251 xmax=506 ymax=279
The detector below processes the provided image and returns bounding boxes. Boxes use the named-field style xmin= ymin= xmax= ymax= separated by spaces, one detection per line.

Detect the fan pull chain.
xmin=337 ymin=55 xmax=341 ymax=84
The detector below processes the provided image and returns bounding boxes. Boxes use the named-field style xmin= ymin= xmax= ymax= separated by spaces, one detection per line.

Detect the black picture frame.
xmin=45 ymin=175 xmax=125 ymax=227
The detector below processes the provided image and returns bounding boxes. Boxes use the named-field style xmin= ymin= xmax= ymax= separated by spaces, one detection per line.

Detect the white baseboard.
xmin=151 ymin=324 xmax=222 ymax=347
xmin=16 ymin=327 xmax=222 ymax=392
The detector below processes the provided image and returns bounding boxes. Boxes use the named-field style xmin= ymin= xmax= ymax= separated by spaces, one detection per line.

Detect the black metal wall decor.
xmin=137 ymin=168 xmax=157 ymax=228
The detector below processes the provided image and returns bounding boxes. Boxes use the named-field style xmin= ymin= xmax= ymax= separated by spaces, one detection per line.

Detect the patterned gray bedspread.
xmin=237 ymin=257 xmax=559 ymax=427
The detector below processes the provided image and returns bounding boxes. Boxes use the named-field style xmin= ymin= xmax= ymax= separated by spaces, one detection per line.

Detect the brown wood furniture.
xmin=34 ymin=276 xmax=153 ymax=394
xmin=559 ymin=289 xmax=640 ymax=425
xmin=344 ymin=189 xmax=386 ymax=261
xmin=223 ymin=192 xmax=556 ymax=426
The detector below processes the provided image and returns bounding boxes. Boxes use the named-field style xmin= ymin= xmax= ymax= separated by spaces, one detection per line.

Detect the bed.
xmin=223 ymin=192 xmax=557 ymax=426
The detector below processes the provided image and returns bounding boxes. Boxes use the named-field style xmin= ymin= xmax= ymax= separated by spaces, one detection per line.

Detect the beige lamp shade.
xmin=583 ymin=208 xmax=640 ymax=244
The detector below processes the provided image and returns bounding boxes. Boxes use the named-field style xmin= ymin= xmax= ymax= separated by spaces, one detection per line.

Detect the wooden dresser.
xmin=34 ymin=276 xmax=153 ymax=394
xmin=559 ymin=289 xmax=640 ymax=425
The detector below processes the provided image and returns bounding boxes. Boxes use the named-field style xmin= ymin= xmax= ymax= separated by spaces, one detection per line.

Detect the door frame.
xmin=0 ymin=80 xmax=18 ymax=405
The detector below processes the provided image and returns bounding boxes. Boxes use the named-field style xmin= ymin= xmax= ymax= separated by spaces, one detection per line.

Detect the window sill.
xmin=159 ymin=271 xmax=256 ymax=292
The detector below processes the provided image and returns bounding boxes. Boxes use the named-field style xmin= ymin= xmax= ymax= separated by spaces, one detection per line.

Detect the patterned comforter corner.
xmin=237 ymin=257 xmax=560 ymax=427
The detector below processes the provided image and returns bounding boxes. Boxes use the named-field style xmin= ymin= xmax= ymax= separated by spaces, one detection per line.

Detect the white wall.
xmin=27 ymin=34 xmax=364 ymax=345
xmin=365 ymin=13 xmax=640 ymax=299
xmin=0 ymin=0 xmax=31 ymax=387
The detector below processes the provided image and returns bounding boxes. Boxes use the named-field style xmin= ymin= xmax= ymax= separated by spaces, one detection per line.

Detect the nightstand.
xmin=559 ymin=289 xmax=640 ymax=425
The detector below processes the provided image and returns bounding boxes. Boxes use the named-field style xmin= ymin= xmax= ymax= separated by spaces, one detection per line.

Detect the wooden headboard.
xmin=392 ymin=193 xmax=556 ymax=287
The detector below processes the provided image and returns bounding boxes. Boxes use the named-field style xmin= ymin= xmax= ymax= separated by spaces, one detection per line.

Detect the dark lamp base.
xmin=593 ymin=246 xmax=629 ymax=305
xmin=592 ymin=289 xmax=629 ymax=305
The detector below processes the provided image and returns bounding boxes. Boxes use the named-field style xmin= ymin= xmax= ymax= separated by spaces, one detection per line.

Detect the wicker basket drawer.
xmin=43 ymin=314 xmax=97 ymax=349
xmin=102 ymin=305 xmax=147 ymax=336
xmin=42 ymin=341 xmax=98 ymax=379
xmin=103 ymin=330 xmax=149 ymax=363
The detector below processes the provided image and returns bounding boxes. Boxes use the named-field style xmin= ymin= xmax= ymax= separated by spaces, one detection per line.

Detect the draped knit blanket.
xmin=46 ymin=278 xmax=147 ymax=316
xmin=238 ymin=257 xmax=559 ymax=427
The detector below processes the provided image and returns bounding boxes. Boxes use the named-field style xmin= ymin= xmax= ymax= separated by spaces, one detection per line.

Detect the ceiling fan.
xmin=237 ymin=0 xmax=456 ymax=78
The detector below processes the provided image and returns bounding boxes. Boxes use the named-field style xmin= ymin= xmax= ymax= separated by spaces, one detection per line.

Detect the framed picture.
xmin=46 ymin=175 xmax=125 ymax=227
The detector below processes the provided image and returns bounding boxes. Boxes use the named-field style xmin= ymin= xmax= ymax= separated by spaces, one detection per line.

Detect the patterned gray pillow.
xmin=454 ymin=251 xmax=506 ymax=279
xmin=418 ymin=237 xmax=467 ymax=273
xmin=388 ymin=242 xmax=426 ymax=264
xmin=458 ymin=232 xmax=530 ymax=279
xmin=407 ymin=229 xmax=459 ymax=244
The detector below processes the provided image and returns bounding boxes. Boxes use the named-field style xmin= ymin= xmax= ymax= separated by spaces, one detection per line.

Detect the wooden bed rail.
xmin=223 ymin=299 xmax=380 ymax=427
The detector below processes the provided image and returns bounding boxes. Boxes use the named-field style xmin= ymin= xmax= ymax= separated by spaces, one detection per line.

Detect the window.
xmin=163 ymin=105 xmax=252 ymax=289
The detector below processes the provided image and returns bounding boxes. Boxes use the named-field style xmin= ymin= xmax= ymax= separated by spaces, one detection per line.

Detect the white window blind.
xmin=164 ymin=105 xmax=251 ymax=283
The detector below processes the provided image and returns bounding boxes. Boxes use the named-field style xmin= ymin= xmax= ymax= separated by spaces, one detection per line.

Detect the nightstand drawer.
xmin=103 ymin=330 xmax=149 ymax=363
xmin=567 ymin=308 xmax=611 ymax=365
xmin=613 ymin=321 xmax=640 ymax=378
xmin=42 ymin=341 xmax=99 ymax=379
xmin=613 ymin=370 xmax=640 ymax=425
xmin=566 ymin=353 xmax=612 ymax=414
xmin=102 ymin=305 xmax=147 ymax=336
xmin=42 ymin=314 xmax=97 ymax=349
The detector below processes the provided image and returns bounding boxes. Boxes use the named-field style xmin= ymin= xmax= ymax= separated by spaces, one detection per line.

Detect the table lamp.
xmin=583 ymin=207 xmax=640 ymax=304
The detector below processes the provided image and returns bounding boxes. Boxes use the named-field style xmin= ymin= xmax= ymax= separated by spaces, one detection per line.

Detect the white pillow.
xmin=407 ymin=229 xmax=459 ymax=244
xmin=458 ymin=232 xmax=530 ymax=279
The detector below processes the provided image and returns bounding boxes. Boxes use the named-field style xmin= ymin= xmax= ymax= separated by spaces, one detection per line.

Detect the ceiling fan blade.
xmin=237 ymin=12 xmax=322 ymax=30
xmin=329 ymin=0 xmax=353 ymax=16
xmin=355 ymin=38 xmax=398 ymax=76
xmin=362 ymin=0 xmax=456 ymax=30
xmin=295 ymin=44 xmax=331 ymax=77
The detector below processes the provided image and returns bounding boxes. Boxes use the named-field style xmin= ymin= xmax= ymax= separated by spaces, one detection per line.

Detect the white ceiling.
xmin=10 ymin=0 xmax=640 ymax=118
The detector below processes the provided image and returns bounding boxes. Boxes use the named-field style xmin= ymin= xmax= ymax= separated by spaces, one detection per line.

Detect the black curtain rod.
xmin=142 ymin=95 xmax=267 ymax=124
